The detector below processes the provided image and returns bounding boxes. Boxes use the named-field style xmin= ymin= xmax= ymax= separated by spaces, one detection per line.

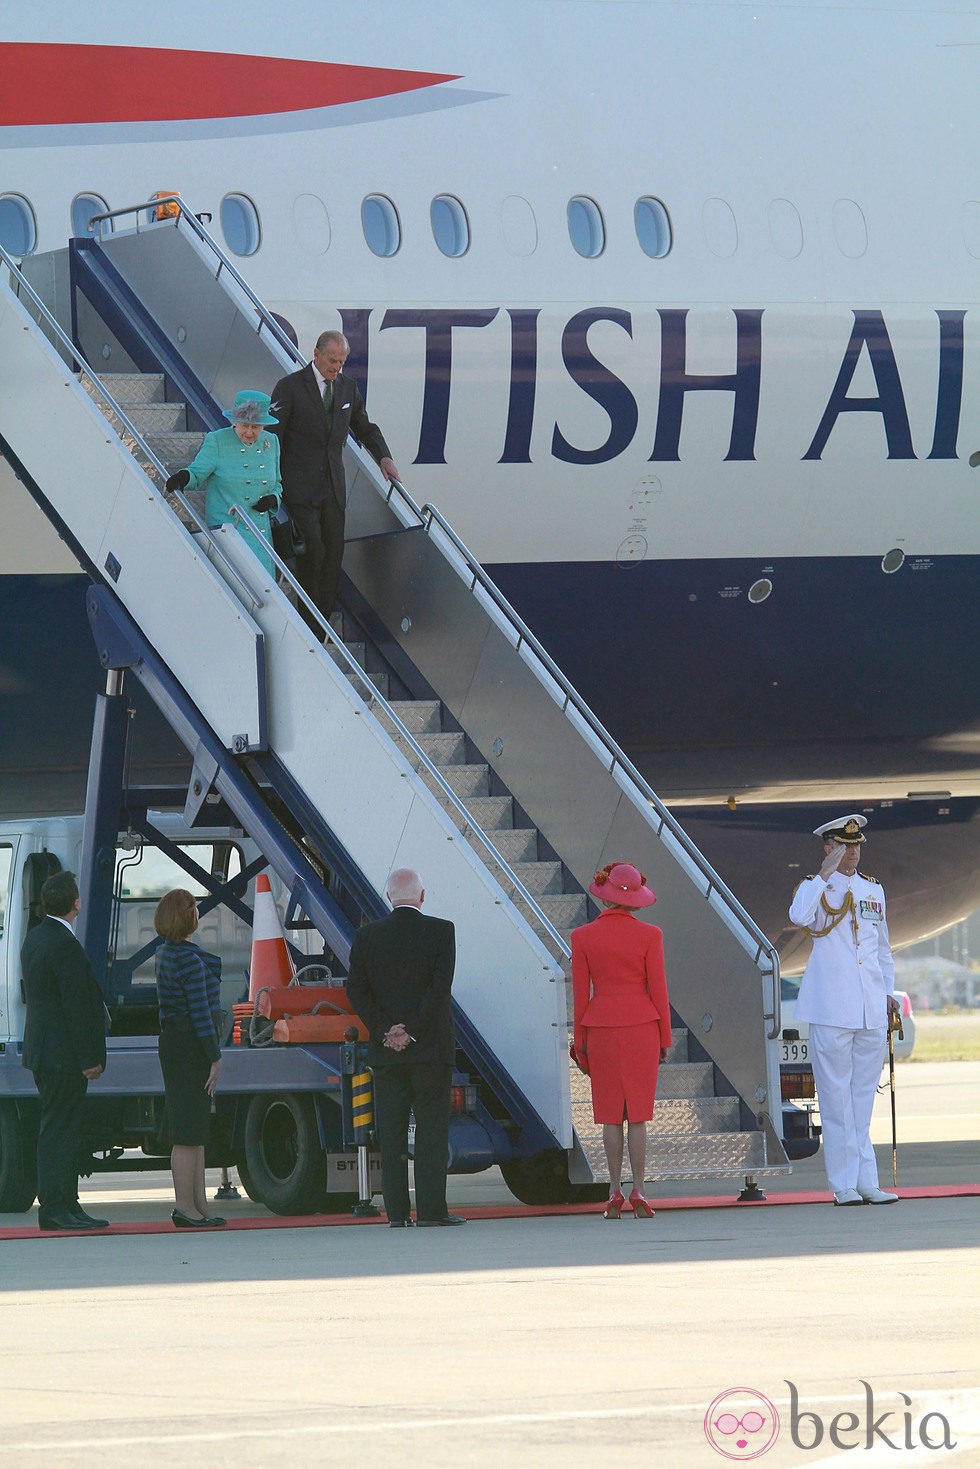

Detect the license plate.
xmin=780 ymin=1038 xmax=809 ymax=1064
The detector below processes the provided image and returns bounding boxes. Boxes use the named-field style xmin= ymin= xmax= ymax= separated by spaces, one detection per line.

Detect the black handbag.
xmin=271 ymin=508 xmax=306 ymax=561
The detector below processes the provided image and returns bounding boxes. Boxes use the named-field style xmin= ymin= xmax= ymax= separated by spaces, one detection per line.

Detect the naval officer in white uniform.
xmin=789 ymin=814 xmax=900 ymax=1206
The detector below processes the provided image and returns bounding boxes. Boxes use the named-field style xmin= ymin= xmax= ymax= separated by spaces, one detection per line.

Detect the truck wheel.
xmin=0 ymin=1106 xmax=38 ymax=1213
xmin=501 ymin=1149 xmax=607 ymax=1207
xmin=239 ymin=1093 xmax=326 ymax=1215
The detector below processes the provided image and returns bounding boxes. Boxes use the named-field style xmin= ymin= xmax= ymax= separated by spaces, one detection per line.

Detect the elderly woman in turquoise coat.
xmin=166 ymin=390 xmax=282 ymax=574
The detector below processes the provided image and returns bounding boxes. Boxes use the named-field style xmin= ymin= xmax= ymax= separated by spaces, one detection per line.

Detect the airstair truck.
xmin=0 ymin=807 xmax=558 ymax=1216
xmin=0 ymin=205 xmax=802 ymax=1215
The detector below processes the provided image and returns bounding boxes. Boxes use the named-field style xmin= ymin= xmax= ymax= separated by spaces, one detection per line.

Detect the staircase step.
xmin=536 ymin=892 xmax=588 ymax=929
xmin=418 ymin=731 xmax=468 ymax=765
xmin=650 ymin=1060 xmax=715 ymax=1099
xmin=440 ymin=763 xmax=490 ymax=799
xmin=573 ymin=1125 xmax=773 ymax=1183
xmin=462 ymin=795 xmax=514 ymax=831
xmin=345 ymin=666 xmax=390 ymax=700
xmin=124 ymin=402 xmax=187 ymax=433
xmin=488 ymin=828 xmax=539 ymax=863
xmin=507 ymin=860 xmax=564 ymax=895
xmin=96 ymin=371 xmax=166 ymax=404
xmin=339 ymin=641 xmax=368 ymax=669
xmin=146 ymin=430 xmax=206 ymax=473
xmin=665 ymin=1027 xmax=689 ymax=1062
xmin=390 ymin=730 xmax=469 ymax=771
xmin=572 ymin=1094 xmax=740 ymax=1137
xmin=382 ymin=700 xmax=443 ymax=736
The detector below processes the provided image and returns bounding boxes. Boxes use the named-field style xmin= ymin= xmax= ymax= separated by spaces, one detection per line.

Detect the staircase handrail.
xmin=87 ymin=199 xmax=301 ymax=363
xmin=6 ymin=214 xmax=569 ymax=966
xmin=400 ymin=494 xmax=783 ymax=1038
xmin=228 ymin=503 xmax=572 ymax=960
xmin=74 ymin=204 xmax=781 ymax=1036
xmin=0 ymin=242 xmax=264 ymax=613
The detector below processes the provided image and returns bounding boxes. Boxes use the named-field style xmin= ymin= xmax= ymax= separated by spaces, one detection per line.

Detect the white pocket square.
xmin=341 ymin=402 xmax=350 ymax=410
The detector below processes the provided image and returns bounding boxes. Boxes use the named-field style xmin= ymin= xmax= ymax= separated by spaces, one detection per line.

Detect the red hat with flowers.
xmin=588 ymin=861 xmax=657 ymax=909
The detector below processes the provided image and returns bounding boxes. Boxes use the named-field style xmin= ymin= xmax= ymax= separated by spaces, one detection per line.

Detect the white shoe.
xmin=833 ymin=1189 xmax=867 ymax=1206
xmin=859 ymin=1187 xmax=898 ymax=1204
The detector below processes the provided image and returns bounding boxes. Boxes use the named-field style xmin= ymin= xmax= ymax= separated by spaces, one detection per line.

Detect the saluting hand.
xmin=819 ymin=843 xmax=847 ymax=881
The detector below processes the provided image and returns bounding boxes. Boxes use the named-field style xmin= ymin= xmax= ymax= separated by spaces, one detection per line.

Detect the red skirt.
xmin=586 ymin=1020 xmax=662 ymax=1124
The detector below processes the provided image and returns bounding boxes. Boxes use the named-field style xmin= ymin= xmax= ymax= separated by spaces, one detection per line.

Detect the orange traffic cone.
xmin=247 ymin=874 xmax=294 ymax=1002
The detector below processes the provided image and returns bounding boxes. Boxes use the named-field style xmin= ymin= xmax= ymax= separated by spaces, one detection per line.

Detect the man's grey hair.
xmin=315 ymin=329 xmax=350 ymax=355
xmin=387 ymin=868 xmax=423 ymax=907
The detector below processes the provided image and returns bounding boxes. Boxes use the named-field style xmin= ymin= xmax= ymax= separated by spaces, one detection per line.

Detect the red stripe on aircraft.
xmin=0 ymin=43 xmax=458 ymax=125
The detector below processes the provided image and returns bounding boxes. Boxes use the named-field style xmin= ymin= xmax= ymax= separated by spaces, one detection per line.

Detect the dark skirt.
xmin=159 ymin=1018 xmax=213 ymax=1147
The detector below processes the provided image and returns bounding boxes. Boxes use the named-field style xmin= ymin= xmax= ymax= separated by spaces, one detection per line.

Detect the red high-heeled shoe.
xmin=629 ymin=1188 xmax=655 ymax=1218
xmin=603 ymin=1189 xmax=626 ymax=1220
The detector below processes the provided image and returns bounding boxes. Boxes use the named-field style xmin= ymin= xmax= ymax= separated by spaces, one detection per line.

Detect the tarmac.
xmin=1 ymin=1061 xmax=977 ymax=1468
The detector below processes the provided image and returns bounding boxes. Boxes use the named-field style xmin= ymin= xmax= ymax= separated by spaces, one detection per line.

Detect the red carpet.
xmin=2 ymin=1184 xmax=976 ymax=1240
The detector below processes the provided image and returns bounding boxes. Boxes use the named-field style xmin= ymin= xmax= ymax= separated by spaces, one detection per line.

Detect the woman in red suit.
xmin=571 ymin=862 xmax=672 ymax=1219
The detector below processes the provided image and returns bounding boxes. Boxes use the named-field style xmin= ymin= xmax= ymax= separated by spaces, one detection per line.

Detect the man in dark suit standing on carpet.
xmin=20 ymin=871 xmax=108 ymax=1231
xmin=346 ymin=868 xmax=463 ymax=1227
xmin=271 ymin=329 xmax=401 ymax=631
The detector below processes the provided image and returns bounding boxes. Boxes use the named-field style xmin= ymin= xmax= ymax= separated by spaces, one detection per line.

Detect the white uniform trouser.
xmin=808 ymin=1024 xmax=887 ymax=1194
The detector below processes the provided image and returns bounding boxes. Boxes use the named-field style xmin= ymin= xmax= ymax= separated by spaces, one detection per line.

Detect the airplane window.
xmin=768 ymin=198 xmax=802 ymax=260
xmin=362 ymin=194 xmax=401 ymax=257
xmin=962 ymin=201 xmax=980 ymax=259
xmin=220 ymin=193 xmax=261 ymax=257
xmin=631 ymin=198 xmax=669 ymax=258
xmin=833 ymin=199 xmax=868 ymax=260
xmin=0 ymin=194 xmax=37 ymax=257
xmin=292 ymin=193 xmax=331 ymax=255
xmin=634 ymin=197 xmax=671 ymax=258
xmin=71 ymin=193 xmax=111 ymax=239
xmin=431 ymin=195 xmax=469 ymax=257
xmin=567 ymin=196 xmax=605 ymax=258
xmin=702 ymin=198 xmax=738 ymax=258
xmin=500 ymin=195 xmax=538 ymax=257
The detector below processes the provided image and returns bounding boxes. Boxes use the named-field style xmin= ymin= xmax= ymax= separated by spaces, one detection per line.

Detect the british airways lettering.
xmin=339 ymin=307 xmax=966 ymax=466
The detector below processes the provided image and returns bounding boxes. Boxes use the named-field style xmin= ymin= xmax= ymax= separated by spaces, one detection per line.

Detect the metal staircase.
xmin=1 ymin=205 xmax=791 ymax=1189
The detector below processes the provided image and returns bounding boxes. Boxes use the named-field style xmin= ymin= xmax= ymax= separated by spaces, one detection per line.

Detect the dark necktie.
xmin=322 ymin=379 xmax=333 ymax=428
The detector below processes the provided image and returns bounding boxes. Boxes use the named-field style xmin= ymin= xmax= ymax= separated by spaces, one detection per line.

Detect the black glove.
xmin=165 ymin=469 xmax=190 ymax=493
xmin=252 ymin=494 xmax=277 ymax=513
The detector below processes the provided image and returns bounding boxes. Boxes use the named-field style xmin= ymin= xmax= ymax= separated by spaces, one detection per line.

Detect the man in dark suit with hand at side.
xmin=20 ymin=871 xmax=109 ymax=1231
xmin=346 ymin=868 xmax=463 ymax=1228
xmin=271 ymin=329 xmax=401 ymax=632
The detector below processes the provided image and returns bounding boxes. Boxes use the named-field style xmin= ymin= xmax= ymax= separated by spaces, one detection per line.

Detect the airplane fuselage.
xmin=2 ymin=0 xmax=978 ymax=950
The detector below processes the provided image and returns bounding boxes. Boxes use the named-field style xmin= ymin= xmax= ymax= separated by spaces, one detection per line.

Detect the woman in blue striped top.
xmin=154 ymin=889 xmax=226 ymax=1228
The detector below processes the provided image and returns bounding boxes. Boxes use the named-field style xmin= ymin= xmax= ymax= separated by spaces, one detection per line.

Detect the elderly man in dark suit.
xmin=20 ymin=871 xmax=108 ymax=1231
xmin=346 ymin=868 xmax=463 ymax=1227
xmin=271 ymin=329 xmax=401 ymax=631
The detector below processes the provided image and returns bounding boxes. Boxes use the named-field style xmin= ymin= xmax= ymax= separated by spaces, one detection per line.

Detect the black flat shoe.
xmin=388 ymin=1218 xmax=414 ymax=1228
xmin=416 ymin=1214 xmax=466 ymax=1227
xmin=69 ymin=1205 xmax=109 ymax=1228
xmin=171 ymin=1209 xmax=209 ymax=1228
xmin=199 ymin=1215 xmax=227 ymax=1227
xmin=39 ymin=1208 xmax=100 ymax=1231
